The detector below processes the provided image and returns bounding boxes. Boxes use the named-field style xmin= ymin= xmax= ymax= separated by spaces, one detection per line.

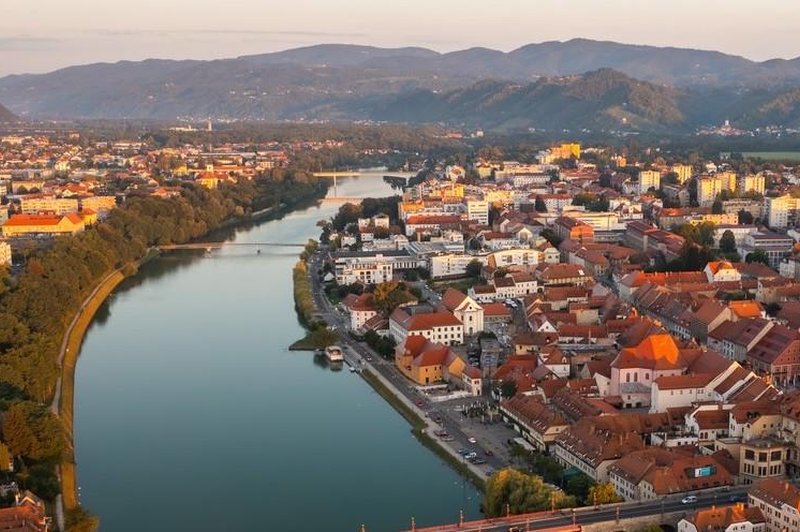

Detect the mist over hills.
xmin=0 ymin=102 xmax=17 ymax=122
xmin=1 ymin=39 xmax=800 ymax=132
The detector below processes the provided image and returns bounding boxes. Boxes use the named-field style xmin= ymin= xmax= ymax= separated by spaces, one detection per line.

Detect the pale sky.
xmin=1 ymin=0 xmax=799 ymax=76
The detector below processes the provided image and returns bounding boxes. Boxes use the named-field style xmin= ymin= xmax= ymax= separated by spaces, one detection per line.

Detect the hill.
xmin=366 ymin=69 xmax=687 ymax=131
xmin=1 ymin=40 xmax=800 ymax=130
xmin=0 ymin=101 xmax=17 ymax=122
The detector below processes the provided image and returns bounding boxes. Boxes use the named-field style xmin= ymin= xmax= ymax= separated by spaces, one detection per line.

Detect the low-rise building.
xmin=678 ymin=504 xmax=766 ymax=532
xmin=500 ymin=395 xmax=569 ymax=452
xmin=748 ymin=478 xmax=800 ymax=532
xmin=1 ymin=213 xmax=85 ymax=237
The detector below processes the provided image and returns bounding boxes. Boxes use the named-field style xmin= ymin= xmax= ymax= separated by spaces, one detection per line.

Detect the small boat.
xmin=325 ymin=345 xmax=344 ymax=362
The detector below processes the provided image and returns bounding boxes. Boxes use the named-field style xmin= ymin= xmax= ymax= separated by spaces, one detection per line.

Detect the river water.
xmin=73 ymin=172 xmax=481 ymax=531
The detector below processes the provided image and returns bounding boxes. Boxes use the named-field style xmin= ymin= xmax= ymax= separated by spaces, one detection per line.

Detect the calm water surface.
xmin=74 ymin=174 xmax=481 ymax=531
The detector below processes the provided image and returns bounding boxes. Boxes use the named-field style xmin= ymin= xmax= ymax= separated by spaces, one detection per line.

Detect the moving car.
xmin=681 ymin=495 xmax=698 ymax=504
xmin=467 ymin=437 xmax=477 ymax=443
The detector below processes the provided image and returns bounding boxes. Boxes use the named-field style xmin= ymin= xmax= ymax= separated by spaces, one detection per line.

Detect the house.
xmin=341 ymin=293 xmax=378 ymax=330
xmin=677 ymin=505 xmax=766 ymax=532
xmin=500 ymin=395 xmax=569 ymax=451
xmin=439 ymin=288 xmax=484 ymax=335
xmin=552 ymin=415 xmax=648 ymax=482
xmin=389 ymin=307 xmax=464 ymax=346
xmin=748 ymin=479 xmax=800 ymax=532
xmin=394 ymin=335 xmax=477 ymax=391
xmin=745 ymin=324 xmax=800 ymax=386
xmin=609 ymin=448 xmax=733 ymax=502
xmin=0 ymin=490 xmax=48 ymax=532
xmin=705 ymin=261 xmax=743 ymax=283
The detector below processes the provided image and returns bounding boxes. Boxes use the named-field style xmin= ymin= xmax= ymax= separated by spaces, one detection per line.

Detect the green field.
xmin=741 ymin=151 xmax=800 ymax=161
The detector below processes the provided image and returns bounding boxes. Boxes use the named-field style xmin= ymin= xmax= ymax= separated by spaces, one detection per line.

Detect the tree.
xmin=372 ymin=282 xmax=415 ymax=314
xmin=540 ymin=228 xmax=562 ymax=248
xmin=712 ymin=199 xmax=723 ymax=214
xmin=534 ymin=195 xmax=547 ymax=212
xmin=719 ymin=230 xmax=737 ymax=253
xmin=588 ymin=482 xmax=623 ymax=505
xmin=466 ymin=259 xmax=483 ymax=278
xmin=484 ymin=469 xmax=576 ymax=517
xmin=565 ymin=474 xmax=594 ymax=503
xmin=499 ymin=380 xmax=517 ymax=399
xmin=746 ymin=250 xmax=770 ymax=266
xmin=2 ymin=401 xmax=65 ymax=461
xmin=738 ymin=209 xmax=754 ymax=224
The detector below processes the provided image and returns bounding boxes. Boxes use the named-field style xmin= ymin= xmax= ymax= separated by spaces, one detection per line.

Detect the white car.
xmin=467 ymin=437 xmax=477 ymax=444
xmin=681 ymin=495 xmax=698 ymax=504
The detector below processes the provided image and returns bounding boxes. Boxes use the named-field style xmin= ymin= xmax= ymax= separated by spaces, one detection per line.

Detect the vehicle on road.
xmin=484 ymin=449 xmax=494 ymax=456
xmin=416 ymin=400 xmax=423 ymax=407
xmin=681 ymin=496 xmax=698 ymax=504
xmin=456 ymin=448 xmax=469 ymax=455
xmin=467 ymin=437 xmax=477 ymax=444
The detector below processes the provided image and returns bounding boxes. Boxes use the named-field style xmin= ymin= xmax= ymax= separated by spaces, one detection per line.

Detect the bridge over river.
xmin=160 ymin=241 xmax=306 ymax=250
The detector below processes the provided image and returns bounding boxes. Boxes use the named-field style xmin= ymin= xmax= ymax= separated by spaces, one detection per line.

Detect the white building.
xmin=466 ymin=200 xmax=489 ymax=225
xmin=748 ymin=479 xmax=800 ymax=532
xmin=638 ymin=170 xmax=661 ymax=194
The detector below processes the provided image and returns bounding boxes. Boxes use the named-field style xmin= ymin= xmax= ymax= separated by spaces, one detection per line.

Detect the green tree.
xmin=746 ymin=250 xmax=770 ymax=265
xmin=466 ymin=259 xmax=483 ymax=278
xmin=500 ymin=380 xmax=517 ymax=398
xmin=712 ymin=199 xmax=723 ymax=214
xmin=484 ymin=468 xmax=575 ymax=517
xmin=738 ymin=209 xmax=755 ymax=224
xmin=719 ymin=230 xmax=737 ymax=253
xmin=2 ymin=401 xmax=65 ymax=461
xmin=534 ymin=195 xmax=547 ymax=212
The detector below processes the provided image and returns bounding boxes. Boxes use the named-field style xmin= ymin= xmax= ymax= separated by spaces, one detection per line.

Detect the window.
xmin=771 ymin=450 xmax=782 ymax=461
xmin=745 ymin=450 xmax=755 ymax=460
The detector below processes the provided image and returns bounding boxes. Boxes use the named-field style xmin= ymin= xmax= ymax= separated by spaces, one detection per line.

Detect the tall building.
xmin=765 ymin=195 xmax=797 ymax=229
xmin=718 ymin=171 xmax=737 ymax=192
xmin=671 ymin=164 xmax=694 ymax=184
xmin=638 ymin=170 xmax=661 ymax=194
xmin=738 ymin=174 xmax=766 ymax=195
xmin=697 ymin=176 xmax=723 ymax=207
xmin=466 ymin=200 xmax=489 ymax=225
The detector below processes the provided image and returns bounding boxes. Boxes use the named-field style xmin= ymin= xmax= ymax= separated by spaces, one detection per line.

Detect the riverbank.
xmin=291 ymin=246 xmax=487 ymax=492
xmin=359 ymin=369 xmax=486 ymax=491
xmin=57 ymin=269 xmax=128 ymax=511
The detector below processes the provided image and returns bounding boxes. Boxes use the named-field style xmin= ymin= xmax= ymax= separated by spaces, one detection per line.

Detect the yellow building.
xmin=19 ymin=195 xmax=79 ymax=215
xmin=697 ymin=176 xmax=723 ymax=207
xmin=738 ymin=174 xmax=766 ymax=195
xmin=552 ymin=143 xmax=581 ymax=160
xmin=670 ymin=164 xmax=693 ymax=184
xmin=196 ymin=171 xmax=220 ymax=189
xmin=1 ymin=213 xmax=85 ymax=237
xmin=717 ymin=171 xmax=737 ymax=192
xmin=79 ymin=195 xmax=117 ymax=213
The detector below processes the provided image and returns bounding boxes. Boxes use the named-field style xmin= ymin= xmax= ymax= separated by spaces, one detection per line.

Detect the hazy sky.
xmin=2 ymin=0 xmax=799 ymax=76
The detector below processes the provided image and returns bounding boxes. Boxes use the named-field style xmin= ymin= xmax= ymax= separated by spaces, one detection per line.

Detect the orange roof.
xmin=3 ymin=213 xmax=80 ymax=226
xmin=728 ymin=300 xmax=763 ymax=319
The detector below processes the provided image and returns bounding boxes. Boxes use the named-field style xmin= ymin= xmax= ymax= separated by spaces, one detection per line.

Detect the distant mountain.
xmin=365 ymin=69 xmax=687 ymax=131
xmin=0 ymin=101 xmax=17 ymax=122
xmin=1 ymin=40 xmax=800 ymax=131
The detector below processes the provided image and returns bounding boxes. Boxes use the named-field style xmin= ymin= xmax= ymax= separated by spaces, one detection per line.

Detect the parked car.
xmin=681 ymin=496 xmax=698 ymax=504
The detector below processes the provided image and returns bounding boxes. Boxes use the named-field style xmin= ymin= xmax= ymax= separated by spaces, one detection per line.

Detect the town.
xmin=304 ymin=141 xmax=800 ymax=531
xmin=3 ymin=127 xmax=800 ymax=531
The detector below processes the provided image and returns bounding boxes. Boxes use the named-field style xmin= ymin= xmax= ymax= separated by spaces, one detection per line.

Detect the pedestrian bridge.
xmin=160 ymin=241 xmax=306 ymax=250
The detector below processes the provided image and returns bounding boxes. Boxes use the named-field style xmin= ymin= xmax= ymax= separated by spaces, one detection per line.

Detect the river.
xmin=73 ymin=171 xmax=481 ymax=531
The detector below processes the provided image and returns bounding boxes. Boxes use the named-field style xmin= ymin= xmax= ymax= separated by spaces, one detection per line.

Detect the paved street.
xmin=307 ymin=251 xmax=512 ymax=477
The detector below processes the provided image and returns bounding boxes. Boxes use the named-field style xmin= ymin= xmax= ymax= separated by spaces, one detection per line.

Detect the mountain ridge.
xmin=2 ymin=40 xmax=800 ymax=131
